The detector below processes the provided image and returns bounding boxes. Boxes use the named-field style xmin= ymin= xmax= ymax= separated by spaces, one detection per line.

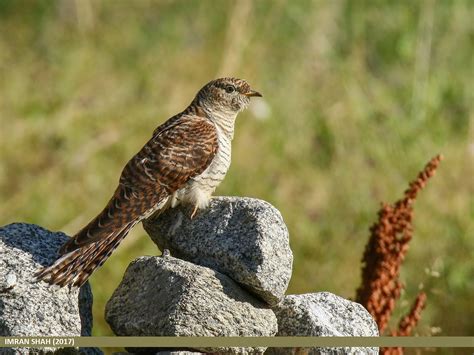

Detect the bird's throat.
xmin=208 ymin=110 xmax=237 ymax=141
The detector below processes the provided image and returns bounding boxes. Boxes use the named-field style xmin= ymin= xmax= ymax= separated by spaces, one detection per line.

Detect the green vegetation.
xmin=0 ymin=0 xmax=472 ymax=342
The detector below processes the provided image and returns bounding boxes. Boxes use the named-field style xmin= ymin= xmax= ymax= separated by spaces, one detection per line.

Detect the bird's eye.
xmin=225 ymin=85 xmax=235 ymax=93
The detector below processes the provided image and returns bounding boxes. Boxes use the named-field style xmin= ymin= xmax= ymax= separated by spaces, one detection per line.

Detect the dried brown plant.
xmin=356 ymin=155 xmax=442 ymax=340
xmin=394 ymin=291 xmax=427 ymax=337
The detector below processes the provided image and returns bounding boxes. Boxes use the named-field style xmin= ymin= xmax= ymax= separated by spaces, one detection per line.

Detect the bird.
xmin=35 ymin=77 xmax=262 ymax=288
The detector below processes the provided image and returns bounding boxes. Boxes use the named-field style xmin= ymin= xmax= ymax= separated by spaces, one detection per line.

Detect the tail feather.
xmin=35 ymin=221 xmax=136 ymax=287
xmin=72 ymin=221 xmax=136 ymax=286
xmin=36 ymin=186 xmax=169 ymax=287
xmin=59 ymin=189 xmax=128 ymax=255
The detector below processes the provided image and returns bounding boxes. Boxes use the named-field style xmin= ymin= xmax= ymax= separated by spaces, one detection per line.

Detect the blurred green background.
xmin=0 ymin=0 xmax=472 ymax=344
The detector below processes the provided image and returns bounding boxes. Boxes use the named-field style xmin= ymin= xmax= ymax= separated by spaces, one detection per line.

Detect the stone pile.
xmin=106 ymin=197 xmax=292 ymax=354
xmin=0 ymin=223 xmax=101 ymax=355
xmin=0 ymin=197 xmax=379 ymax=354
xmin=105 ymin=197 xmax=379 ymax=354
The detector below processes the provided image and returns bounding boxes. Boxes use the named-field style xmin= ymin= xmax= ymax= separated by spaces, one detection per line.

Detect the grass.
xmin=0 ymin=0 xmax=473 ymax=347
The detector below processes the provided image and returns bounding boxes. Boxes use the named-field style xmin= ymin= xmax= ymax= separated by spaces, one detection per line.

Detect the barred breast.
xmin=172 ymin=125 xmax=232 ymax=210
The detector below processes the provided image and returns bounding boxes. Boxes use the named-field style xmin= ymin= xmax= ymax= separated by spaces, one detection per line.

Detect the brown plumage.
xmin=35 ymin=77 xmax=262 ymax=287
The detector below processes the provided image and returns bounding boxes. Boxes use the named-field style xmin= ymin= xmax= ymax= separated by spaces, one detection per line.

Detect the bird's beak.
xmin=243 ymin=89 xmax=263 ymax=97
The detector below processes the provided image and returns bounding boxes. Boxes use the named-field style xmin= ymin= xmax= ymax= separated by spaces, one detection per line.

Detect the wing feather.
xmin=61 ymin=114 xmax=218 ymax=252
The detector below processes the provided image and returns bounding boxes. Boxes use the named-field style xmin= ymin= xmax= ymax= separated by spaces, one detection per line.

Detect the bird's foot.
xmin=190 ymin=205 xmax=199 ymax=219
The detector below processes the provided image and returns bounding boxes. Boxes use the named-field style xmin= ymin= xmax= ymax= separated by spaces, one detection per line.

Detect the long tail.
xmin=35 ymin=220 xmax=138 ymax=287
xmin=36 ymin=180 xmax=168 ymax=287
xmin=35 ymin=186 xmax=151 ymax=287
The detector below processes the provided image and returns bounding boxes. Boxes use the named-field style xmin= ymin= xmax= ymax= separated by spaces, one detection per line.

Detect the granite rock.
xmin=0 ymin=223 xmax=99 ymax=354
xmin=143 ymin=197 xmax=292 ymax=305
xmin=268 ymin=292 xmax=379 ymax=355
xmin=106 ymin=255 xmax=277 ymax=354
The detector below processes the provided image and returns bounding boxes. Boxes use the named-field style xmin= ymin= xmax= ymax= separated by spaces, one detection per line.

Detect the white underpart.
xmin=171 ymin=111 xmax=236 ymax=211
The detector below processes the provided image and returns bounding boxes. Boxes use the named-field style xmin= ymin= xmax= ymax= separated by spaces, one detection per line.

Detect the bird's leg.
xmin=190 ymin=205 xmax=199 ymax=219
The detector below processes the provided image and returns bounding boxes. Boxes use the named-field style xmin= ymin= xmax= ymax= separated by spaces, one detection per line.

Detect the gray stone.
xmin=0 ymin=223 xmax=100 ymax=355
xmin=143 ymin=197 xmax=292 ymax=305
xmin=267 ymin=292 xmax=379 ymax=355
xmin=106 ymin=255 xmax=277 ymax=354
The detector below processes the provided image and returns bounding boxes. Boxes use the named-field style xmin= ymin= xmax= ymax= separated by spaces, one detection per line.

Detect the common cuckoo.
xmin=36 ymin=77 xmax=262 ymax=287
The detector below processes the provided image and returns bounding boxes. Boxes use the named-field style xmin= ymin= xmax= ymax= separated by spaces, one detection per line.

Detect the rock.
xmin=0 ymin=223 xmax=100 ymax=355
xmin=143 ymin=197 xmax=292 ymax=305
xmin=106 ymin=255 xmax=277 ymax=354
xmin=267 ymin=292 xmax=379 ymax=355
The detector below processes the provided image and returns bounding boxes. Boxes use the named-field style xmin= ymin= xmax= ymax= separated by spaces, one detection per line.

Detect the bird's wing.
xmin=60 ymin=115 xmax=218 ymax=253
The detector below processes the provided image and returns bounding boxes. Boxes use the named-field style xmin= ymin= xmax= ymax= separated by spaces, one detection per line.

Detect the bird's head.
xmin=196 ymin=77 xmax=262 ymax=115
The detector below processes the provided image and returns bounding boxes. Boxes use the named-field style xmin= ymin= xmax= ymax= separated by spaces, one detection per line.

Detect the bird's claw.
xmin=190 ymin=205 xmax=198 ymax=219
